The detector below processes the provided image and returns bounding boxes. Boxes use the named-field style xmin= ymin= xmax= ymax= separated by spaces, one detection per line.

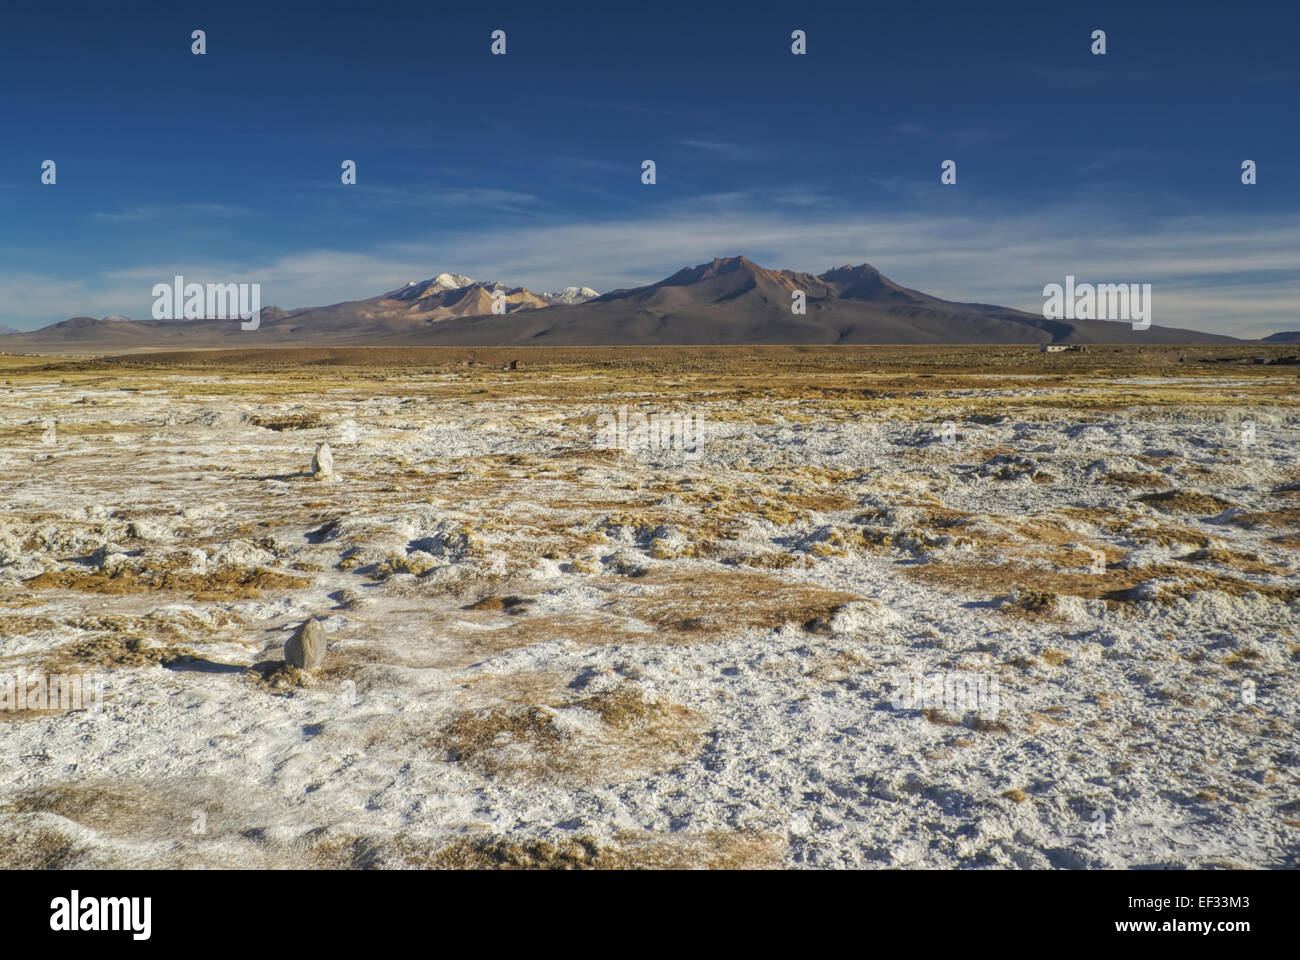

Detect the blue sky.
xmin=1 ymin=0 xmax=1296 ymax=334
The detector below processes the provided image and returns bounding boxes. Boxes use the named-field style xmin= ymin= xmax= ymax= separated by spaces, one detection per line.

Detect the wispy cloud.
xmin=91 ymin=203 xmax=251 ymax=223
xmin=1076 ymin=148 xmax=1157 ymax=178
xmin=675 ymin=138 xmax=757 ymax=160
xmin=889 ymin=123 xmax=997 ymax=146
xmin=770 ymin=188 xmax=832 ymax=206
xmin=300 ymin=183 xmax=542 ymax=213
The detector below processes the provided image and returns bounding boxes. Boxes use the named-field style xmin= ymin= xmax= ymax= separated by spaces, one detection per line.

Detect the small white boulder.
xmin=311 ymin=442 xmax=333 ymax=478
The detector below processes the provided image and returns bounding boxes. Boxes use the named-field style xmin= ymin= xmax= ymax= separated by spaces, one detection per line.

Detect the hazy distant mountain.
xmin=387 ymin=273 xmax=475 ymax=300
xmin=544 ymin=286 xmax=600 ymax=305
xmin=0 ymin=323 xmax=17 ymax=335
xmin=259 ymin=273 xmax=565 ymax=335
xmin=0 ymin=256 xmax=1245 ymax=351
xmin=1261 ymin=331 xmax=1300 ymax=343
xmin=389 ymin=257 xmax=1242 ymax=347
xmin=383 ymin=274 xmax=597 ymax=307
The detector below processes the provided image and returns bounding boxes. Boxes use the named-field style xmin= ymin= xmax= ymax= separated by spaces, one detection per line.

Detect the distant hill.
xmin=1261 ymin=331 xmax=1300 ymax=343
xmin=0 ymin=257 xmax=1244 ymax=351
xmin=372 ymin=257 xmax=1240 ymax=347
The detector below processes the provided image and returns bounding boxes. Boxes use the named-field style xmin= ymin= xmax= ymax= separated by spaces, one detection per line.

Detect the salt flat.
xmin=0 ymin=346 xmax=1296 ymax=869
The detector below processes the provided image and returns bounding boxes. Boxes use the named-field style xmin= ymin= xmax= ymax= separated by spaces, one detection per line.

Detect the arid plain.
xmin=1 ymin=345 xmax=1296 ymax=868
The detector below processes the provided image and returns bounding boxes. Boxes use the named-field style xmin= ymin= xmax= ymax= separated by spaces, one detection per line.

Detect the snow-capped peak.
xmin=544 ymin=286 xmax=599 ymax=305
xmin=430 ymin=272 xmax=474 ymax=291
xmin=385 ymin=272 xmax=477 ymax=301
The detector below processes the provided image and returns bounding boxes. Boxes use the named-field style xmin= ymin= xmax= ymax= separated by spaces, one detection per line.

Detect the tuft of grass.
xmin=969 ymin=716 xmax=1012 ymax=734
xmin=1225 ymin=507 xmax=1300 ymax=530
xmin=245 ymin=660 xmax=317 ymax=692
xmin=923 ymin=707 xmax=960 ymax=726
xmin=369 ymin=553 xmax=436 ymax=580
xmin=430 ymin=685 xmax=705 ymax=783
xmin=1135 ymin=490 xmax=1237 ymax=515
xmin=1102 ymin=471 xmax=1167 ymax=488
xmin=1005 ymin=590 xmax=1058 ymax=617
xmin=246 ymin=412 xmax=323 ymax=431
xmin=0 ymin=826 xmax=87 ymax=869
xmin=609 ymin=568 xmax=860 ymax=638
xmin=47 ymin=634 xmax=198 ymax=670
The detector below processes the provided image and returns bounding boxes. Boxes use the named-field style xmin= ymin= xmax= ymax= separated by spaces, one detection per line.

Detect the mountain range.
xmin=0 ymin=257 xmax=1245 ymax=351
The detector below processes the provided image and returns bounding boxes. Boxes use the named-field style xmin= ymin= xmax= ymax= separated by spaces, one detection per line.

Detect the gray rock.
xmin=285 ymin=618 xmax=327 ymax=672
xmin=310 ymin=442 xmax=333 ymax=477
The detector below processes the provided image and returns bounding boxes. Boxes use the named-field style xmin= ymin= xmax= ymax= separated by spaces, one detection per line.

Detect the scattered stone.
xmin=285 ymin=618 xmax=327 ymax=672
xmin=310 ymin=442 xmax=333 ymax=478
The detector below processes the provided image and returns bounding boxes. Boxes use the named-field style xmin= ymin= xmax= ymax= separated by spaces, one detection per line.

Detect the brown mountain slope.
xmin=367 ymin=257 xmax=1238 ymax=347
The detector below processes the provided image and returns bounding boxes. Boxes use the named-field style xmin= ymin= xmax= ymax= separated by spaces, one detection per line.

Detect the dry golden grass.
xmin=9 ymin=344 xmax=1297 ymax=415
xmin=0 ymin=704 xmax=82 ymax=723
xmin=1177 ymin=547 xmax=1290 ymax=576
xmin=1 ymin=779 xmax=228 ymax=839
xmin=911 ymin=558 xmax=1298 ymax=606
xmin=428 ymin=829 xmax=784 ymax=870
xmin=923 ymin=707 xmax=961 ymax=726
xmin=1135 ymin=490 xmax=1239 ymax=515
xmin=430 ymin=684 xmax=706 ymax=784
xmin=301 ymin=824 xmax=784 ymax=870
xmin=0 ymin=825 xmax=89 ymax=868
xmin=1054 ymin=506 xmax=1211 ymax=548
xmin=606 ymin=568 xmax=861 ymax=638
xmin=1226 ymin=507 xmax=1300 ymax=530
xmin=244 ymin=660 xmax=317 ymax=692
xmin=245 ymin=411 xmax=323 ymax=431
xmin=1101 ymin=471 xmax=1169 ymax=488
xmin=41 ymin=634 xmax=199 ymax=673
xmin=25 ymin=565 xmax=310 ymax=599
xmin=1025 ymin=710 xmax=1073 ymax=736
